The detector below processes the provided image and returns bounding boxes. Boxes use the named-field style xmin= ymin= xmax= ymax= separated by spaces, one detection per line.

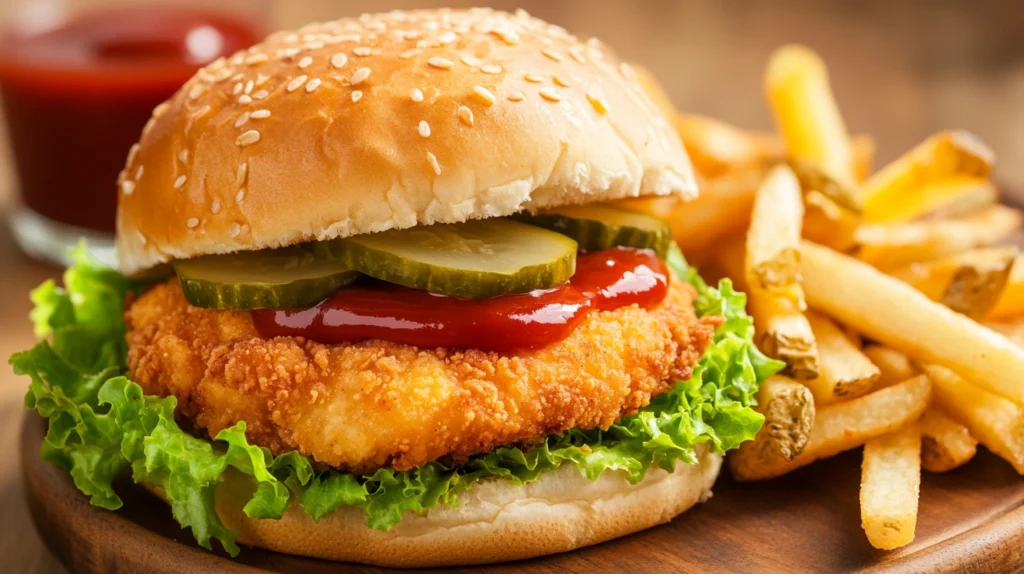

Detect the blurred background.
xmin=1 ymin=1 xmax=1023 ymax=571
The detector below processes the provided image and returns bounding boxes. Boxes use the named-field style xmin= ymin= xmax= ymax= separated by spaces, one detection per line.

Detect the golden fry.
xmin=860 ymin=424 xmax=921 ymax=550
xmin=731 ymin=375 xmax=931 ymax=481
xmin=855 ymin=205 xmax=1022 ymax=269
xmin=746 ymin=164 xmax=804 ymax=291
xmin=803 ymin=311 xmax=880 ymax=404
xmin=919 ymin=407 xmax=978 ymax=473
xmin=673 ymin=114 xmax=778 ymax=178
xmin=668 ymin=166 xmax=761 ymax=259
xmin=890 ymin=246 xmax=1018 ymax=319
xmin=867 ymin=176 xmax=997 ymax=224
xmin=924 ymin=364 xmax=1024 ymax=474
xmin=862 ymin=345 xmax=918 ymax=390
xmin=764 ymin=44 xmax=854 ymax=188
xmin=801 ymin=240 xmax=1024 ymax=405
xmin=852 ymin=134 xmax=876 ymax=182
xmin=750 ymin=290 xmax=818 ymax=380
xmin=728 ymin=375 xmax=816 ymax=477
xmin=802 ymin=191 xmax=861 ymax=252
xmin=862 ymin=131 xmax=995 ymax=220
xmin=988 ymin=256 xmax=1024 ymax=320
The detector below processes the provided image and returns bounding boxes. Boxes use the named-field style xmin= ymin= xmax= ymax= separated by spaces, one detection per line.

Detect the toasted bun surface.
xmin=200 ymin=447 xmax=721 ymax=567
xmin=115 ymin=8 xmax=696 ymax=275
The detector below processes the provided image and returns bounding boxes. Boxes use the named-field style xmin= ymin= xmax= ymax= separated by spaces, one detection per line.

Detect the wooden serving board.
xmin=20 ymin=414 xmax=1024 ymax=573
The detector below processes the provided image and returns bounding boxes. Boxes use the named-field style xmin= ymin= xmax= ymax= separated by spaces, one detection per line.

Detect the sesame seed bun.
xmin=114 ymin=8 xmax=696 ymax=276
xmin=197 ymin=447 xmax=720 ymax=567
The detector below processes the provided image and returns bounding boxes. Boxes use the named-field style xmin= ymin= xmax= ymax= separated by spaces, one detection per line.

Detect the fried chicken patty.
xmin=125 ymin=279 xmax=718 ymax=473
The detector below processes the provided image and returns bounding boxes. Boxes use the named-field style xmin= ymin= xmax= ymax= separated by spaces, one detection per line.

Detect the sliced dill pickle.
xmin=174 ymin=248 xmax=359 ymax=310
xmin=310 ymin=220 xmax=577 ymax=299
xmin=516 ymin=204 xmax=671 ymax=257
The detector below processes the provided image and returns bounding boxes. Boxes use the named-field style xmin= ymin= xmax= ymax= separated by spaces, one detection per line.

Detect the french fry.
xmin=852 ymin=134 xmax=876 ymax=182
xmin=923 ymin=364 xmax=1024 ymax=474
xmin=667 ymin=166 xmax=762 ymax=260
xmin=860 ymin=424 xmax=921 ymax=550
xmin=803 ymin=311 xmax=880 ymax=404
xmin=750 ymin=291 xmax=818 ymax=379
xmin=802 ymin=191 xmax=861 ymax=252
xmin=789 ymin=159 xmax=862 ymax=213
xmin=890 ymin=246 xmax=1018 ymax=319
xmin=862 ymin=345 xmax=918 ymax=390
xmin=745 ymin=164 xmax=804 ymax=291
xmin=855 ymin=205 xmax=1022 ymax=269
xmin=731 ymin=375 xmax=931 ymax=481
xmin=800 ymin=240 xmax=1024 ymax=405
xmin=728 ymin=376 xmax=816 ymax=477
xmin=867 ymin=176 xmax=997 ymax=224
xmin=988 ymin=256 xmax=1024 ymax=320
xmin=673 ymin=114 xmax=780 ymax=177
xmin=919 ymin=407 xmax=978 ymax=473
xmin=862 ymin=130 xmax=995 ymax=220
xmin=764 ymin=44 xmax=854 ymax=190
xmin=986 ymin=319 xmax=1024 ymax=348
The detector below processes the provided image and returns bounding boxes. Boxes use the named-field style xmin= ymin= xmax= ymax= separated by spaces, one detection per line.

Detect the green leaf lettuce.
xmin=10 ymin=243 xmax=781 ymax=555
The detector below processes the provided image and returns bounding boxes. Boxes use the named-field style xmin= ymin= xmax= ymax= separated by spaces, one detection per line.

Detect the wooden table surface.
xmin=2 ymin=1 xmax=1024 ymax=572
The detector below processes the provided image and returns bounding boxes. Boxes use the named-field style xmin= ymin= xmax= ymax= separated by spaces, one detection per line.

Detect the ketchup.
xmin=0 ymin=9 xmax=263 ymax=232
xmin=253 ymin=248 xmax=671 ymax=352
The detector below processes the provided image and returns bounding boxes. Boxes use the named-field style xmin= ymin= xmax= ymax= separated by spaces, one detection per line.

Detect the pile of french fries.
xmin=632 ymin=45 xmax=1024 ymax=551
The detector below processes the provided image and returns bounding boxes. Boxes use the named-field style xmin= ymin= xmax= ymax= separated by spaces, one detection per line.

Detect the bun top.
xmin=115 ymin=8 xmax=696 ymax=275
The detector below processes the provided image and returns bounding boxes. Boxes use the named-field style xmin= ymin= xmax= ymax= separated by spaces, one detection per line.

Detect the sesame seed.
xmin=121 ymin=180 xmax=135 ymax=196
xmin=524 ymin=74 xmax=543 ymax=83
xmin=173 ymin=175 xmax=187 ymax=189
xmin=353 ymin=46 xmax=372 ymax=57
xmin=460 ymin=55 xmax=482 ymax=67
xmin=553 ymin=75 xmax=571 ymax=88
xmin=351 ymin=90 xmax=363 ymax=102
xmin=251 ymin=109 xmax=271 ymax=119
xmin=350 ymin=67 xmax=371 ymax=85
xmin=541 ymin=49 xmax=563 ymax=62
xmin=230 ymin=72 xmax=245 ymax=82
xmin=135 ymin=165 xmax=144 ymax=179
xmin=235 ymin=189 xmax=246 ymax=204
xmin=507 ymin=91 xmax=525 ymax=102
xmin=471 ymin=85 xmax=495 ymax=106
xmin=539 ymin=88 xmax=563 ymax=102
xmin=126 ymin=143 xmax=140 ymax=166
xmin=399 ymin=48 xmax=421 ymax=59
xmin=229 ymin=222 xmax=241 ymax=237
xmin=240 ymin=224 xmax=250 ymax=236
xmin=426 ymin=152 xmax=441 ymax=175
xmin=304 ymin=41 xmax=324 ymax=50
xmin=481 ymin=64 xmax=502 ymax=75
xmin=214 ymin=68 xmax=232 ymax=82
xmin=428 ymin=57 xmax=454 ymax=70
xmin=410 ymin=88 xmax=424 ymax=102
xmin=235 ymin=112 xmax=251 ymax=127
xmin=236 ymin=130 xmax=261 ymax=147
xmin=178 ymin=149 xmax=189 ymax=163
xmin=188 ymin=84 xmax=205 ymax=100
xmin=287 ymin=75 xmax=308 ymax=92
xmin=418 ymin=120 xmax=431 ymax=137
xmin=568 ymin=47 xmax=587 ymax=64
xmin=280 ymin=47 xmax=300 ymax=59
xmin=337 ymin=33 xmax=361 ymax=43
xmin=232 ymin=82 xmax=243 ymax=95
xmin=186 ymin=217 xmax=199 ymax=228
xmin=493 ymin=29 xmax=520 ymax=45
xmin=438 ymin=31 xmax=457 ymax=44
xmin=283 ymin=33 xmax=299 ymax=43
xmin=236 ymin=162 xmax=248 ymax=185
xmin=256 ymin=73 xmax=271 ymax=86
xmin=586 ymin=93 xmax=608 ymax=115
xmin=458 ymin=106 xmax=474 ymax=127
xmin=193 ymin=105 xmax=211 ymax=119
xmin=620 ymin=63 xmax=636 ymax=81
xmin=244 ymin=80 xmax=254 ymax=94
xmin=246 ymin=53 xmax=269 ymax=65
xmin=211 ymin=200 xmax=221 ymax=214
xmin=306 ymin=78 xmax=322 ymax=92
xmin=237 ymin=95 xmax=252 ymax=105
xmin=330 ymin=53 xmax=348 ymax=68
xmin=252 ymin=90 xmax=269 ymax=100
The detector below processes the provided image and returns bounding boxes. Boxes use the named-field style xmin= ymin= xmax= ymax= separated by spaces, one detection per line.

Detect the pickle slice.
xmin=174 ymin=247 xmax=359 ymax=310
xmin=310 ymin=220 xmax=577 ymax=299
xmin=517 ymin=204 xmax=672 ymax=257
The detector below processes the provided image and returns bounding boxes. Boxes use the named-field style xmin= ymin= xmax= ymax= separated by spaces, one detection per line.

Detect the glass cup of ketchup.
xmin=0 ymin=0 xmax=269 ymax=267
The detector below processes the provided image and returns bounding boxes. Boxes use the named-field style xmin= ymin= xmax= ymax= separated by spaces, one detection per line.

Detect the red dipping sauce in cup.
xmin=0 ymin=8 xmax=263 ymax=233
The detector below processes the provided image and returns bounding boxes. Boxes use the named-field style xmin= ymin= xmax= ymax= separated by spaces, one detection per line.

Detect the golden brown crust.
xmin=114 ymin=8 xmax=695 ymax=276
xmin=125 ymin=279 xmax=715 ymax=473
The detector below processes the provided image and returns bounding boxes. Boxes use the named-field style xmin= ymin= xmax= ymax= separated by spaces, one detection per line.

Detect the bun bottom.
xmin=206 ymin=445 xmax=722 ymax=567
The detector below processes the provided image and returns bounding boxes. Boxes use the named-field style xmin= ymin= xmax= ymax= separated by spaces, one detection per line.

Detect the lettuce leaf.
xmin=11 ymin=243 xmax=781 ymax=555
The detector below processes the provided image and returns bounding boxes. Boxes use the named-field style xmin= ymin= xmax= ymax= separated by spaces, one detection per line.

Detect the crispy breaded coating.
xmin=125 ymin=279 xmax=717 ymax=474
